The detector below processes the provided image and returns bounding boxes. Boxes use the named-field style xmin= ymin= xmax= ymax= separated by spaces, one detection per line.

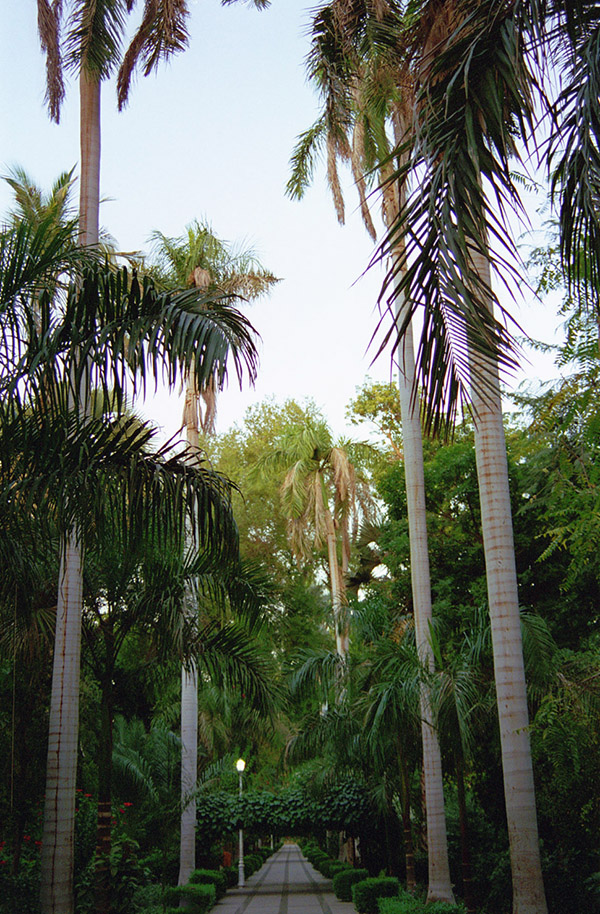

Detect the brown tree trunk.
xmin=399 ymin=749 xmax=417 ymax=893
xmin=456 ymin=754 xmax=475 ymax=914
xmin=95 ymin=674 xmax=114 ymax=914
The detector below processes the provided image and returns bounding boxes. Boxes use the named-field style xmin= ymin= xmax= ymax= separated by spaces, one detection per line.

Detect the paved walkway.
xmin=215 ymin=843 xmax=356 ymax=914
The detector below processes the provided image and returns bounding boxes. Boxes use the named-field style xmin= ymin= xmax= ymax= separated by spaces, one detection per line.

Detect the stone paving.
xmin=215 ymin=843 xmax=356 ymax=914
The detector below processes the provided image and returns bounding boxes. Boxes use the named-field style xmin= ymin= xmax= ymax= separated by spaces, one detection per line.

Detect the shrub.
xmin=352 ymin=877 xmax=400 ymax=914
xmin=308 ymin=850 xmax=329 ymax=869
xmin=333 ymin=868 xmax=369 ymax=902
xmin=329 ymin=862 xmax=350 ymax=877
xmin=379 ymin=896 xmax=467 ymax=914
xmin=189 ymin=868 xmax=227 ymax=899
xmin=131 ymin=883 xmax=164 ymax=912
xmin=223 ymin=865 xmax=238 ymax=888
xmin=164 ymin=881 xmax=216 ymax=914
xmin=316 ymin=857 xmax=348 ymax=879
xmin=243 ymin=853 xmax=263 ymax=877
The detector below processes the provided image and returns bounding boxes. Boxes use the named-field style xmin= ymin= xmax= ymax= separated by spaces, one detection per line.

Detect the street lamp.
xmin=236 ymin=758 xmax=246 ymax=887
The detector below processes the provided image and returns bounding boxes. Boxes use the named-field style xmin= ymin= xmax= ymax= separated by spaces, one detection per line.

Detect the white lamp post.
xmin=236 ymin=758 xmax=246 ymax=887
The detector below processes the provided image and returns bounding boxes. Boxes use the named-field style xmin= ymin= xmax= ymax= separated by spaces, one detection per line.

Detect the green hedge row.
xmin=379 ymin=894 xmax=466 ymax=914
xmin=352 ymin=877 xmax=400 ymax=914
xmin=333 ymin=868 xmax=369 ymax=901
xmin=164 ymin=882 xmax=216 ymax=914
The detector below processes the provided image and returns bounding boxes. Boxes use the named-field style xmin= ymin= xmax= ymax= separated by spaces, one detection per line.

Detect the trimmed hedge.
xmin=333 ymin=868 xmax=370 ymax=902
xmin=164 ymin=882 xmax=216 ymax=914
xmin=328 ymin=862 xmax=351 ymax=878
xmin=379 ymin=895 xmax=467 ymax=914
xmin=189 ymin=868 xmax=227 ymax=899
xmin=223 ymin=865 xmax=238 ymax=888
xmin=352 ymin=877 xmax=400 ymax=914
xmin=316 ymin=859 xmax=340 ymax=878
xmin=244 ymin=853 xmax=263 ymax=877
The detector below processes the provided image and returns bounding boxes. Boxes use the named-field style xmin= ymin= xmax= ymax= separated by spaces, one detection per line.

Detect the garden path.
xmin=215 ymin=843 xmax=355 ymax=914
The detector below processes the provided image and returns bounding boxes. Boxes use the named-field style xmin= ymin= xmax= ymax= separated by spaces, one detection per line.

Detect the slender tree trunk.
xmin=95 ymin=675 xmax=114 ymax=914
xmin=455 ymin=754 xmax=475 ymax=914
xmin=469 ymin=249 xmax=547 ymax=914
xmin=40 ymin=538 xmax=84 ymax=914
xmin=395 ymin=310 xmax=454 ymax=903
xmin=178 ymin=661 xmax=198 ymax=887
xmin=324 ymin=507 xmax=347 ymax=657
xmin=398 ymin=747 xmax=417 ymax=894
xmin=179 ymin=367 xmax=200 ymax=887
xmin=381 ymin=129 xmax=453 ymax=901
xmin=40 ymin=65 xmax=101 ymax=914
xmin=79 ymin=68 xmax=101 ymax=247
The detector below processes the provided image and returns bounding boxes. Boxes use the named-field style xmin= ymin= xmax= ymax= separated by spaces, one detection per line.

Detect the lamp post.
xmin=236 ymin=758 xmax=246 ymax=887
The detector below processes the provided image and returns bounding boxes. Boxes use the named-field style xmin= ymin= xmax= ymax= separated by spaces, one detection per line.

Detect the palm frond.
xmin=117 ymin=0 xmax=190 ymax=108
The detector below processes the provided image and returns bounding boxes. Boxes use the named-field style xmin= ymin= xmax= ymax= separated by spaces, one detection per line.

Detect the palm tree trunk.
xmin=40 ymin=537 xmax=84 ymax=914
xmin=179 ymin=370 xmax=200 ymax=886
xmin=470 ymin=249 xmax=547 ymax=914
xmin=178 ymin=661 xmax=198 ymax=887
xmin=324 ymin=507 xmax=347 ymax=657
xmin=398 ymin=747 xmax=417 ymax=894
xmin=41 ymin=65 xmax=101 ymax=914
xmin=79 ymin=67 xmax=101 ymax=247
xmin=95 ymin=675 xmax=114 ymax=914
xmin=455 ymin=753 xmax=475 ymax=914
xmin=395 ymin=309 xmax=454 ymax=903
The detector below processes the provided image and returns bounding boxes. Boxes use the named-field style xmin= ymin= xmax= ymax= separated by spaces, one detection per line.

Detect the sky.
xmin=0 ymin=2 xmax=561 ymax=443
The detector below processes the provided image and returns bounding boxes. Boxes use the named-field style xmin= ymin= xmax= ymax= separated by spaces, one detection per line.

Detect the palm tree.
xmin=81 ymin=505 xmax=276 ymax=912
xmin=148 ymin=220 xmax=277 ymax=884
xmin=259 ymin=415 xmax=374 ymax=660
xmin=368 ymin=5 xmax=561 ymax=910
xmin=0 ymin=211 xmax=259 ymax=914
xmin=288 ymin=4 xmax=454 ymax=900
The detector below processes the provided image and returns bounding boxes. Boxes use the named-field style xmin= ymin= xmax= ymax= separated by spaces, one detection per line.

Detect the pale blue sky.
xmin=0 ymin=2 xmax=559 ymax=441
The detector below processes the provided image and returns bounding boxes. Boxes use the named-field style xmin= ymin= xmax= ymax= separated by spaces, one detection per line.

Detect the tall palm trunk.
xmin=40 ymin=538 xmax=84 ymax=914
xmin=178 ymin=366 xmax=201 ymax=886
xmin=395 ymin=308 xmax=454 ymax=903
xmin=79 ymin=69 xmax=101 ymax=247
xmin=385 ymin=157 xmax=453 ymax=901
xmin=96 ymin=671 xmax=114 ymax=914
xmin=455 ymin=753 xmax=475 ymax=914
xmin=40 ymin=67 xmax=101 ymax=914
xmin=396 ymin=737 xmax=417 ymax=893
xmin=470 ymin=249 xmax=547 ymax=914
xmin=178 ymin=661 xmax=198 ymax=886
xmin=324 ymin=506 xmax=348 ymax=657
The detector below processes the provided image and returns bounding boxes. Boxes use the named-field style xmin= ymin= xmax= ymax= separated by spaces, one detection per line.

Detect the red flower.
xmin=84 ymin=793 xmax=92 ymax=798
xmin=24 ymin=836 xmax=31 ymax=842
xmin=123 ymin=802 xmax=133 ymax=807
xmin=35 ymin=841 xmax=42 ymax=848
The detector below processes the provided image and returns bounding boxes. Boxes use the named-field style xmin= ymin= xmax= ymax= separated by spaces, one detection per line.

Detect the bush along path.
xmin=163 ymin=841 xmax=467 ymax=914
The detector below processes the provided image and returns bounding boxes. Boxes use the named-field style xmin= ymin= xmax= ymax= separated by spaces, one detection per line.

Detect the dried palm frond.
xmin=37 ymin=0 xmax=65 ymax=122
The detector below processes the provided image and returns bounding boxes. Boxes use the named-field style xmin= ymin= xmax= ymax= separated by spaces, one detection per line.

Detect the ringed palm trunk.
xmin=40 ymin=538 xmax=84 ymax=914
xmin=470 ymin=249 xmax=547 ymax=914
xmin=395 ymin=305 xmax=454 ymax=903
xmin=396 ymin=737 xmax=417 ymax=893
xmin=324 ymin=505 xmax=347 ymax=657
xmin=96 ymin=671 xmax=114 ymax=914
xmin=385 ymin=164 xmax=453 ymax=901
xmin=178 ymin=367 xmax=201 ymax=887
xmin=178 ymin=660 xmax=198 ymax=886
xmin=40 ymin=66 xmax=101 ymax=914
